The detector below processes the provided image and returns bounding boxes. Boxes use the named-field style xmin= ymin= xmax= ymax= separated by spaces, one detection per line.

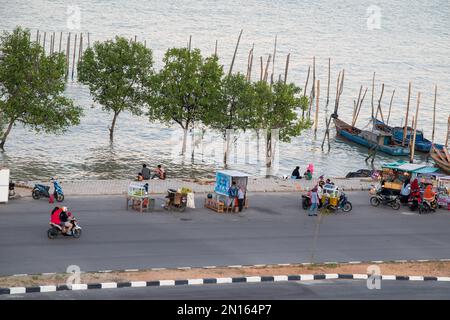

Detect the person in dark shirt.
xmin=141 ymin=164 xmax=151 ymax=180
xmin=291 ymin=166 xmax=301 ymax=179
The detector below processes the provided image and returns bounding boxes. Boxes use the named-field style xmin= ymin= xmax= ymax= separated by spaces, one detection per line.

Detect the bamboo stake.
xmin=65 ymin=33 xmax=71 ymax=80
xmin=228 ymin=29 xmax=243 ymax=76
xmin=309 ymin=57 xmax=316 ymax=119
xmin=214 ymin=40 xmax=218 ymax=56
xmin=87 ymin=32 xmax=90 ymax=48
xmin=78 ymin=33 xmax=83 ymax=66
xmin=354 ymin=88 xmax=368 ymax=127
xmin=49 ymin=33 xmax=53 ymax=55
xmin=263 ymin=54 xmax=271 ymax=83
xmin=43 ymin=32 xmax=47 ymax=55
xmin=188 ymin=35 xmax=192 ymax=51
xmin=371 ymin=72 xmax=375 ymax=121
xmin=314 ymin=80 xmax=320 ymax=135
xmin=284 ymin=53 xmax=290 ymax=84
xmin=52 ymin=31 xmax=56 ymax=54
xmin=326 ymin=58 xmax=331 ymax=107
xmin=247 ymin=46 xmax=254 ymax=81
xmin=375 ymin=83 xmax=385 ymax=122
xmin=432 ymin=85 xmax=437 ymax=144
xmin=260 ymin=56 xmax=263 ymax=82
xmin=352 ymin=86 xmax=363 ymax=125
xmin=446 ymin=116 xmax=450 ymax=148
xmin=134 ymin=35 xmax=137 ymax=43
xmin=36 ymin=30 xmax=39 ymax=43
xmin=59 ymin=32 xmax=63 ymax=53
xmin=71 ymin=33 xmax=77 ymax=80
xmin=410 ymin=92 xmax=421 ymax=163
xmin=386 ymin=90 xmax=395 ymax=125
xmin=271 ymin=35 xmax=277 ymax=84
xmin=403 ymin=82 xmax=412 ymax=146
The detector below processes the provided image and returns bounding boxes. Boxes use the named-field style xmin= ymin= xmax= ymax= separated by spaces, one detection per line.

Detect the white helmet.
xmin=61 ymin=206 xmax=68 ymax=212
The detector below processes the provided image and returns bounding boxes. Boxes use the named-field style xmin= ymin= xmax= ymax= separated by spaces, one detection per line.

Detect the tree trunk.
xmin=0 ymin=119 xmax=14 ymax=150
xmin=109 ymin=112 xmax=119 ymax=142
xmin=181 ymin=126 xmax=189 ymax=155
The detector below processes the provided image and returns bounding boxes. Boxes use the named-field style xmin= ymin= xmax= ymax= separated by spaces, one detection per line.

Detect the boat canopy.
xmin=382 ymin=161 xmax=439 ymax=174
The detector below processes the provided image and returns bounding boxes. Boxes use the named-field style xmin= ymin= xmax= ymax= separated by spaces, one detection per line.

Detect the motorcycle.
xmin=370 ymin=185 xmax=401 ymax=210
xmin=408 ymin=192 xmax=421 ymax=212
xmin=418 ymin=198 xmax=437 ymax=214
xmin=321 ymin=193 xmax=353 ymax=213
xmin=301 ymin=191 xmax=322 ymax=210
xmin=164 ymin=189 xmax=187 ymax=212
xmin=47 ymin=218 xmax=82 ymax=239
xmin=32 ymin=178 xmax=64 ymax=202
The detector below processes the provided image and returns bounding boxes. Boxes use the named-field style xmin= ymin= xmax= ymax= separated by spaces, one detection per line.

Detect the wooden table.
xmin=126 ymin=194 xmax=155 ymax=213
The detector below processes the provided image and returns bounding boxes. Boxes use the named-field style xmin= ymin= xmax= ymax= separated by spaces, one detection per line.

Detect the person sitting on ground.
xmin=141 ymin=164 xmax=151 ymax=180
xmin=304 ymin=169 xmax=312 ymax=180
xmin=151 ymin=165 xmax=166 ymax=180
xmin=291 ymin=166 xmax=301 ymax=179
xmin=137 ymin=172 xmax=144 ymax=181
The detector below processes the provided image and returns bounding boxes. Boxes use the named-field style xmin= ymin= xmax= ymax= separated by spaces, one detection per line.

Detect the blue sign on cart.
xmin=214 ymin=172 xmax=231 ymax=196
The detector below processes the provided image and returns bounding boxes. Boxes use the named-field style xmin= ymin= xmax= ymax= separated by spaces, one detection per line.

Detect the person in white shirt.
xmin=237 ymin=187 xmax=245 ymax=212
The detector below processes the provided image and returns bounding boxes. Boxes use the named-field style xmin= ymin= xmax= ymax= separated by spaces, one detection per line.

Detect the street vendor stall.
xmin=437 ymin=176 xmax=450 ymax=210
xmin=380 ymin=161 xmax=440 ymax=193
xmin=126 ymin=182 xmax=155 ymax=213
xmin=205 ymin=170 xmax=249 ymax=213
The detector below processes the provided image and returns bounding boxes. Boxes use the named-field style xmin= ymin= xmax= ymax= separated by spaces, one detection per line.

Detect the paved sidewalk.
xmin=14 ymin=177 xmax=374 ymax=197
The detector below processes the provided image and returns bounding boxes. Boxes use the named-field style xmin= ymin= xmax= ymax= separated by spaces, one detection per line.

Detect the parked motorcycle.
xmin=164 ymin=189 xmax=187 ymax=212
xmin=32 ymin=178 xmax=64 ymax=202
xmin=370 ymin=185 xmax=401 ymax=210
xmin=418 ymin=198 xmax=437 ymax=214
xmin=47 ymin=218 xmax=82 ymax=239
xmin=408 ymin=193 xmax=421 ymax=211
xmin=321 ymin=193 xmax=353 ymax=213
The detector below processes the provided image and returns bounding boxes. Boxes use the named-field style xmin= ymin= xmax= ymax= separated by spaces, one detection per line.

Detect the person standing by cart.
xmin=228 ymin=181 xmax=239 ymax=209
xmin=237 ymin=186 xmax=245 ymax=212
xmin=309 ymin=186 xmax=319 ymax=216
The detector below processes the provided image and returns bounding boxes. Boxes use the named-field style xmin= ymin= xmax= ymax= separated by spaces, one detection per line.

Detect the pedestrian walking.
xmin=237 ymin=186 xmax=245 ymax=212
xmin=309 ymin=186 xmax=319 ymax=216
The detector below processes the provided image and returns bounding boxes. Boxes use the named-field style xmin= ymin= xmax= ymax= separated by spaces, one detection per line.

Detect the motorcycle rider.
xmin=59 ymin=206 xmax=73 ymax=235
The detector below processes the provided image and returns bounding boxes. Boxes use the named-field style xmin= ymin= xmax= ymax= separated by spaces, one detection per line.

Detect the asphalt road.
xmin=0 ymin=192 xmax=450 ymax=276
xmin=2 ymin=280 xmax=450 ymax=300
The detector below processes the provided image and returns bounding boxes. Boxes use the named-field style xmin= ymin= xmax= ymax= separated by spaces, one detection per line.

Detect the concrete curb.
xmin=2 ymin=273 xmax=450 ymax=296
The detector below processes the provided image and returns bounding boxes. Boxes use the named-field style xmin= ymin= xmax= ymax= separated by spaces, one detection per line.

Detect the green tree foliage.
xmin=78 ymin=36 xmax=154 ymax=141
xmin=251 ymin=80 xmax=311 ymax=168
xmin=148 ymin=48 xmax=223 ymax=154
xmin=0 ymin=27 xmax=82 ymax=150
xmin=204 ymin=73 xmax=255 ymax=165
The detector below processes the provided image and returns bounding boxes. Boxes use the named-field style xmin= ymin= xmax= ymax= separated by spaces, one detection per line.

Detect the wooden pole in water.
xmin=303 ymin=66 xmax=311 ymax=98
xmin=352 ymin=86 xmax=363 ymax=125
xmin=410 ymin=92 xmax=421 ymax=163
xmin=71 ymin=33 xmax=77 ymax=80
xmin=87 ymin=33 xmax=90 ymax=48
xmin=284 ymin=53 xmax=290 ymax=84
xmin=188 ymin=35 xmax=192 ymax=51
xmin=432 ymin=85 xmax=437 ymax=145
xmin=271 ymin=35 xmax=277 ymax=84
xmin=65 ymin=33 xmax=71 ymax=80
xmin=260 ymin=56 xmax=263 ymax=82
xmin=42 ymin=32 xmax=47 ymax=55
xmin=49 ymin=33 xmax=53 ymax=55
xmin=314 ymin=80 xmax=320 ymax=135
xmin=446 ymin=116 xmax=450 ymax=148
xmin=386 ymin=90 xmax=395 ymax=126
xmin=263 ymin=54 xmax=271 ymax=83
xmin=52 ymin=31 xmax=56 ymax=54
xmin=214 ymin=40 xmax=218 ymax=56
xmin=228 ymin=29 xmax=243 ymax=76
xmin=326 ymin=58 xmax=331 ymax=107
xmin=403 ymin=82 xmax=412 ymax=146
xmin=78 ymin=33 xmax=83 ymax=67
xmin=309 ymin=57 xmax=316 ymax=119
xmin=375 ymin=83 xmax=385 ymax=122
xmin=59 ymin=32 xmax=63 ymax=53
xmin=36 ymin=30 xmax=39 ymax=43
xmin=371 ymin=72 xmax=375 ymax=121
xmin=354 ymin=88 xmax=368 ymax=127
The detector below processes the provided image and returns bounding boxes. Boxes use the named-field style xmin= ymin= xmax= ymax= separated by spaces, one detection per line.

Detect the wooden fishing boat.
xmin=333 ymin=117 xmax=410 ymax=156
xmin=373 ymin=118 xmax=444 ymax=152
xmin=430 ymin=145 xmax=450 ymax=174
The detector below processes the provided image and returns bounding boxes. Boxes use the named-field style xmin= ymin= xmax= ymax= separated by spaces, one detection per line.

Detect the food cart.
xmin=126 ymin=182 xmax=155 ymax=213
xmin=380 ymin=161 xmax=440 ymax=193
xmin=205 ymin=170 xmax=249 ymax=213
xmin=436 ymin=176 xmax=450 ymax=210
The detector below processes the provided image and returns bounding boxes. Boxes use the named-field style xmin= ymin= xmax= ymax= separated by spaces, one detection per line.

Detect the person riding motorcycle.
xmin=50 ymin=206 xmax=73 ymax=235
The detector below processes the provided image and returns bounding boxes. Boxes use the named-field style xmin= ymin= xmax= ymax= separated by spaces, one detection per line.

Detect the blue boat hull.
xmin=373 ymin=118 xmax=444 ymax=152
xmin=338 ymin=128 xmax=410 ymax=156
